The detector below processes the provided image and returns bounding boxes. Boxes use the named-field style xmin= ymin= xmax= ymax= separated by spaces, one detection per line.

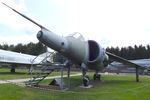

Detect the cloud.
xmin=64 ymin=0 xmax=150 ymax=47
xmin=0 ymin=32 xmax=38 ymax=45
xmin=0 ymin=0 xmax=39 ymax=32
xmin=0 ymin=0 xmax=150 ymax=47
xmin=0 ymin=0 xmax=40 ymax=45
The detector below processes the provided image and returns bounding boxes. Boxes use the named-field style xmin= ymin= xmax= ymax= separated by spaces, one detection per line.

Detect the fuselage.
xmin=37 ymin=29 xmax=108 ymax=71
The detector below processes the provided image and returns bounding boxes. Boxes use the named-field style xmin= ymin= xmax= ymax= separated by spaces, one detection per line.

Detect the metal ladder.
xmin=26 ymin=52 xmax=55 ymax=86
xmin=26 ymin=68 xmax=54 ymax=86
xmin=26 ymin=52 xmax=71 ymax=90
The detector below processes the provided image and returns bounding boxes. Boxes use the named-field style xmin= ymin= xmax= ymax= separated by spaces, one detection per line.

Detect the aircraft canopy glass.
xmin=67 ymin=32 xmax=84 ymax=41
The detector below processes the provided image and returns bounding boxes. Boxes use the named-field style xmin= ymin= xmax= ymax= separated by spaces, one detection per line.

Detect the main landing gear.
xmin=93 ymin=73 xmax=101 ymax=81
xmin=93 ymin=70 xmax=101 ymax=81
xmin=82 ymin=72 xmax=101 ymax=87
xmin=81 ymin=63 xmax=101 ymax=87
xmin=83 ymin=75 xmax=89 ymax=86
xmin=81 ymin=63 xmax=90 ymax=87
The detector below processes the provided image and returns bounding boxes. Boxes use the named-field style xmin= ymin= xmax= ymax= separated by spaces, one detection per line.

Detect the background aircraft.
xmin=106 ymin=59 xmax=150 ymax=75
xmin=3 ymin=3 xmax=150 ymax=87
xmin=0 ymin=49 xmax=44 ymax=73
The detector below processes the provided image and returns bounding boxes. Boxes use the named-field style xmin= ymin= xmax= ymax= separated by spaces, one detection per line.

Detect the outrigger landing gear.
xmin=93 ymin=71 xmax=101 ymax=81
xmin=10 ymin=64 xmax=16 ymax=73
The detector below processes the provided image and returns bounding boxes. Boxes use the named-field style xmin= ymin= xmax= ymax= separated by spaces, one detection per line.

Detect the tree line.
xmin=106 ymin=44 xmax=150 ymax=60
xmin=0 ymin=42 xmax=150 ymax=60
xmin=0 ymin=42 xmax=47 ymax=56
xmin=51 ymin=44 xmax=150 ymax=63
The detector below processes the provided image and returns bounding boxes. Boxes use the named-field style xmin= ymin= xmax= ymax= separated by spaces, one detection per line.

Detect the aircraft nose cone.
xmin=37 ymin=31 xmax=43 ymax=39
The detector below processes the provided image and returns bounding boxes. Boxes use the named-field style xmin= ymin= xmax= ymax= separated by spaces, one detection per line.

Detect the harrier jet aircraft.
xmin=0 ymin=49 xmax=44 ymax=73
xmin=3 ymin=3 xmax=150 ymax=87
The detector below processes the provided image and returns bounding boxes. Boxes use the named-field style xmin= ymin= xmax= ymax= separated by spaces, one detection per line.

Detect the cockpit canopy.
xmin=67 ymin=32 xmax=85 ymax=41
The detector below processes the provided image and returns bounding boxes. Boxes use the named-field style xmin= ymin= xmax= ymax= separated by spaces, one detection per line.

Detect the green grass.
xmin=0 ymin=74 xmax=150 ymax=100
xmin=0 ymin=68 xmax=30 ymax=79
xmin=0 ymin=68 xmax=79 ymax=80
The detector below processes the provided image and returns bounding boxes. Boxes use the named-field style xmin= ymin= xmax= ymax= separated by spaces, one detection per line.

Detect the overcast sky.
xmin=0 ymin=0 xmax=150 ymax=48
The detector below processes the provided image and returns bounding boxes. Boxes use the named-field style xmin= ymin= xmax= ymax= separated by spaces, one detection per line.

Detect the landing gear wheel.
xmin=83 ymin=75 xmax=89 ymax=87
xmin=93 ymin=74 xmax=101 ymax=80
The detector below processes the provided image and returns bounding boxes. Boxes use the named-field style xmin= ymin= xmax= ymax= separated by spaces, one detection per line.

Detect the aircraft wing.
xmin=106 ymin=52 xmax=150 ymax=71
xmin=0 ymin=49 xmax=44 ymax=65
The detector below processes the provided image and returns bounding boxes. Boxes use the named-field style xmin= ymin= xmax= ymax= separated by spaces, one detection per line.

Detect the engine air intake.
xmin=88 ymin=40 xmax=100 ymax=62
